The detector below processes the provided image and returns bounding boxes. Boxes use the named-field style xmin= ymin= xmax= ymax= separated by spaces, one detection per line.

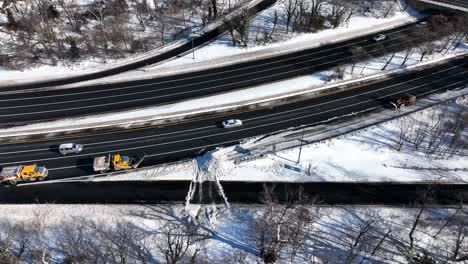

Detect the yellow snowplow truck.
xmin=0 ymin=164 xmax=48 ymax=186
xmin=93 ymin=153 xmax=146 ymax=173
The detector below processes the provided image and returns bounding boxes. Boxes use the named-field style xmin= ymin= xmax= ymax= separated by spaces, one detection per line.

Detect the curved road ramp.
xmin=0 ymin=0 xmax=277 ymax=90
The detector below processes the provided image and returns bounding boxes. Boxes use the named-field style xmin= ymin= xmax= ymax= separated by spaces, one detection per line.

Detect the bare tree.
xmin=327 ymin=0 xmax=348 ymax=28
xmin=340 ymin=210 xmax=391 ymax=264
xmin=395 ymin=116 xmax=411 ymax=151
xmin=153 ymin=3 xmax=168 ymax=45
xmin=390 ymin=186 xmax=436 ymax=262
xmin=158 ymin=223 xmax=200 ymax=264
xmin=54 ymin=220 xmax=97 ymax=263
xmin=0 ymin=220 xmax=17 ymax=264
xmin=447 ymin=213 xmax=468 ymax=262
xmin=57 ymin=0 xmax=81 ymax=32
xmin=88 ymin=2 xmax=109 ymax=58
xmin=383 ymin=0 xmax=398 ymax=18
xmin=224 ymin=6 xmax=251 ymax=47
xmin=288 ymin=198 xmax=319 ymax=262
xmin=282 ymin=0 xmax=300 ymax=33
xmin=31 ymin=0 xmax=58 ymax=60
xmin=211 ymin=0 xmax=218 ymax=19
xmin=135 ymin=0 xmax=151 ymax=31
xmin=448 ymin=15 xmax=468 ymax=51
xmin=253 ymin=185 xmax=319 ymax=263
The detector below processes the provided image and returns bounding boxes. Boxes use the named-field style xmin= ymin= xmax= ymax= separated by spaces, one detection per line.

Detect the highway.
xmin=441 ymin=0 xmax=468 ymax=8
xmin=0 ymin=0 xmax=277 ymax=90
xmin=418 ymin=0 xmax=468 ymax=10
xmin=0 ymin=21 xmax=437 ymax=126
xmin=0 ymin=56 xmax=466 ymax=181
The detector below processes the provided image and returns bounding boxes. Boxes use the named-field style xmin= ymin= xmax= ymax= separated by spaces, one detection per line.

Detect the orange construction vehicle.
xmin=0 ymin=164 xmax=48 ymax=185
xmin=93 ymin=153 xmax=146 ymax=173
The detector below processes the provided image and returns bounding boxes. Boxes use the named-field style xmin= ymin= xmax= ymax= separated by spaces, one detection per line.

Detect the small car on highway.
xmin=59 ymin=143 xmax=83 ymax=155
xmin=416 ymin=21 xmax=427 ymax=27
xmin=221 ymin=119 xmax=243 ymax=128
xmin=372 ymin=34 xmax=386 ymax=42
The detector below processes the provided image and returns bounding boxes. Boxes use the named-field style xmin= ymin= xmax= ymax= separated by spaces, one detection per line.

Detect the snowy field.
xmin=0 ymin=0 xmax=419 ymax=81
xmin=0 ymin=0 xmax=248 ymax=81
xmin=0 ymin=203 xmax=466 ymax=263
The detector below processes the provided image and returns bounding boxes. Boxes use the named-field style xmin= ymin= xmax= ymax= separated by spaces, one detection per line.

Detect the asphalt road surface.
xmin=0 ymin=56 xmax=466 ymax=181
xmin=425 ymin=0 xmax=468 ymax=9
xmin=0 ymin=21 xmax=435 ymax=126
xmin=1 ymin=181 xmax=467 ymax=204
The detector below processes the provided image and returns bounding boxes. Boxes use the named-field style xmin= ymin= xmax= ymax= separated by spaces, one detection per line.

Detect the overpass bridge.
xmin=417 ymin=0 xmax=468 ymax=12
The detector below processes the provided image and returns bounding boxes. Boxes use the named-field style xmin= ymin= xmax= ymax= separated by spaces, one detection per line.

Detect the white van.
xmin=59 ymin=143 xmax=83 ymax=155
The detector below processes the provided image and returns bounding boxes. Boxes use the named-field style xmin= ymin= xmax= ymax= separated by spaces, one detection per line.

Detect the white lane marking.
xmin=44 ymin=79 xmax=468 ymax=172
xmin=244 ymin=66 xmax=466 ymax=121
xmin=0 ymin=65 xmax=462 ymax=156
xmin=0 ymin=36 xmax=430 ymax=116
xmin=0 ymin=125 xmax=213 ymax=155
xmin=0 ymin=33 xmax=414 ymax=108
xmin=118 ymin=81 xmax=468 ymax=159
xmin=0 ymin=26 xmax=415 ymax=99
xmin=1 ymin=77 xmax=466 ymax=167
xmin=0 ymin=65 xmax=464 ymax=158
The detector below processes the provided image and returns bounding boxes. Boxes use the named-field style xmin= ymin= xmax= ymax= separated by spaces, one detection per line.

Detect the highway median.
xmin=0 ymin=53 xmax=466 ymax=140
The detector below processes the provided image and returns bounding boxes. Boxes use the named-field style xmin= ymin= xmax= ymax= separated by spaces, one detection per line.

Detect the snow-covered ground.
xmin=0 ymin=0 xmax=250 ymax=82
xmin=0 ymin=57 xmax=121 ymax=81
xmin=149 ymin=1 xmax=422 ymax=69
xmin=0 ymin=0 xmax=419 ymax=81
xmin=0 ymin=203 xmax=465 ymax=263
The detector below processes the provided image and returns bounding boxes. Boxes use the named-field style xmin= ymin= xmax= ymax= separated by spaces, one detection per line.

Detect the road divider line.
xmin=1 ymin=76 xmax=465 ymax=167
xmin=0 ymin=26 xmax=417 ymax=99
xmin=0 ymin=63 xmax=462 ymax=152
xmin=0 ymin=33 xmax=417 ymax=110
xmin=0 ymin=53 xmax=465 ymax=139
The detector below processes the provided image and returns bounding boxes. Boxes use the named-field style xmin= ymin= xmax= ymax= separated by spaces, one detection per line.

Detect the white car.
xmin=59 ymin=143 xmax=83 ymax=155
xmin=372 ymin=34 xmax=386 ymax=42
xmin=416 ymin=21 xmax=427 ymax=27
xmin=221 ymin=119 xmax=243 ymax=128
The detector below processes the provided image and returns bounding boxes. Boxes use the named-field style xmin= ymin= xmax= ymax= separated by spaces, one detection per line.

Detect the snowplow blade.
xmin=131 ymin=154 xmax=147 ymax=169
